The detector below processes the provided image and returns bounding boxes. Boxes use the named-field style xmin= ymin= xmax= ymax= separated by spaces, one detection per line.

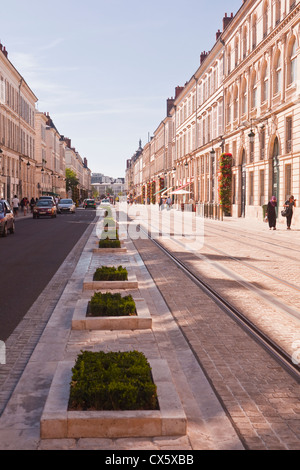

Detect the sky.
xmin=1 ymin=0 xmax=242 ymax=178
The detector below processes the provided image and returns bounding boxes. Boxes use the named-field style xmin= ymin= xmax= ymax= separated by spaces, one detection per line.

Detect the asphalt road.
xmin=0 ymin=208 xmax=96 ymax=342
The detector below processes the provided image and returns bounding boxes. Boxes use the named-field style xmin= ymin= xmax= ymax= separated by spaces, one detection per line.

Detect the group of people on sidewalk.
xmin=11 ymin=196 xmax=38 ymax=217
xmin=266 ymin=195 xmax=296 ymax=230
xmin=159 ymin=197 xmax=173 ymax=210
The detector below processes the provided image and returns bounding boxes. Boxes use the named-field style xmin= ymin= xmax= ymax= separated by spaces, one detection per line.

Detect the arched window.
xmin=226 ymin=92 xmax=232 ymax=124
xmin=261 ymin=61 xmax=269 ymax=103
xmin=275 ymin=0 xmax=281 ymax=25
xmin=251 ymin=71 xmax=257 ymax=109
xmin=252 ymin=15 xmax=257 ymax=50
xmin=233 ymin=86 xmax=238 ymax=120
xmin=234 ymin=38 xmax=239 ymax=67
xmin=241 ymin=78 xmax=247 ymax=115
xmin=288 ymin=37 xmax=297 ymax=85
xmin=227 ymin=46 xmax=231 ymax=74
xmin=263 ymin=2 xmax=268 ymax=38
xmin=242 ymin=26 xmax=247 ymax=59
xmin=274 ymin=50 xmax=282 ymax=95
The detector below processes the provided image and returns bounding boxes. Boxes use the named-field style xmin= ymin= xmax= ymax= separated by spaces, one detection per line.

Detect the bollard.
xmin=0 ymin=341 xmax=6 ymax=364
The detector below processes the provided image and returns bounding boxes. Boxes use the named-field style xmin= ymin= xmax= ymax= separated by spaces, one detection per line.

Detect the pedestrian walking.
xmin=12 ymin=195 xmax=20 ymax=217
xmin=266 ymin=196 xmax=277 ymax=230
xmin=167 ymin=196 xmax=172 ymax=210
xmin=159 ymin=197 xmax=164 ymax=210
xmin=30 ymin=197 xmax=36 ymax=213
xmin=283 ymin=195 xmax=296 ymax=230
xmin=23 ymin=197 xmax=29 ymax=216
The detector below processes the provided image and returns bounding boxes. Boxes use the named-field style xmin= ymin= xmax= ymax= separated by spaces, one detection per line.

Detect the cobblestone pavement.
xmin=0 ymin=206 xmax=299 ymax=450
xmin=129 ymin=206 xmax=300 ymax=450
xmin=0 ymin=208 xmax=243 ymax=450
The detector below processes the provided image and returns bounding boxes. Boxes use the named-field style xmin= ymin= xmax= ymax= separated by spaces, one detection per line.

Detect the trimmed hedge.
xmin=68 ymin=350 xmax=159 ymax=411
xmin=98 ymin=239 xmax=121 ymax=249
xmin=88 ymin=292 xmax=136 ymax=317
xmin=100 ymin=229 xmax=119 ymax=240
xmin=93 ymin=265 xmax=128 ymax=281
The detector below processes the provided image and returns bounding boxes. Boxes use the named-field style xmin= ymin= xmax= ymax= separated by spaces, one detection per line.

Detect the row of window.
xmin=227 ymin=37 xmax=297 ymax=123
xmin=243 ymin=163 xmax=292 ymax=206
xmin=0 ymin=113 xmax=35 ymax=159
xmin=0 ymin=77 xmax=35 ymax=128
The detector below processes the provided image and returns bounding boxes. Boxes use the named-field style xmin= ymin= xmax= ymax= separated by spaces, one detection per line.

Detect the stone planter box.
xmin=83 ymin=267 xmax=138 ymax=291
xmin=93 ymin=247 xmax=127 ymax=253
xmin=72 ymin=297 xmax=152 ymax=330
xmin=40 ymin=358 xmax=187 ymax=439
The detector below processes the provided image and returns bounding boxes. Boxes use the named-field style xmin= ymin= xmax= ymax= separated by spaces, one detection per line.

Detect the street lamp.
xmin=248 ymin=128 xmax=255 ymax=143
xmin=248 ymin=119 xmax=255 ymax=143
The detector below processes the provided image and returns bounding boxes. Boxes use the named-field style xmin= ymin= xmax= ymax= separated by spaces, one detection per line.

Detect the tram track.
xmin=204 ymin=224 xmax=300 ymax=262
xmin=133 ymin=219 xmax=300 ymax=383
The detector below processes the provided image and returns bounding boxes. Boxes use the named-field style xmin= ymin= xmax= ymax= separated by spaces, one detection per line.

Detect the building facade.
xmin=64 ymin=138 xmax=92 ymax=201
xmin=0 ymin=44 xmax=38 ymax=201
xmin=125 ymin=0 xmax=300 ymax=227
xmin=0 ymin=44 xmax=92 ymax=204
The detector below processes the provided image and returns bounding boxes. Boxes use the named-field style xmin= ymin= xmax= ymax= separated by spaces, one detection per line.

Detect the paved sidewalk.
xmin=0 ymin=209 xmax=244 ymax=450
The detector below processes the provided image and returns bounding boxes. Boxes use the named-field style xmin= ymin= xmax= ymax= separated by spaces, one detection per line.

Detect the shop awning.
xmin=169 ymin=189 xmax=191 ymax=195
xmin=161 ymin=187 xmax=173 ymax=196
xmin=170 ymin=180 xmax=194 ymax=194
xmin=153 ymin=187 xmax=167 ymax=196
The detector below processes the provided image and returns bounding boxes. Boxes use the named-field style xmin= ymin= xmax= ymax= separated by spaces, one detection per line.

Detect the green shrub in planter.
xmin=68 ymin=350 xmax=159 ymax=411
xmin=100 ymin=229 xmax=119 ymax=240
xmin=98 ymin=238 xmax=121 ymax=249
xmin=88 ymin=292 xmax=136 ymax=317
xmin=93 ymin=265 xmax=128 ymax=281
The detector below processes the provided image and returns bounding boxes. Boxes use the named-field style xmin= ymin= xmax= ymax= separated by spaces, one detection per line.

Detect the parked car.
xmin=57 ymin=199 xmax=76 ymax=214
xmin=101 ymin=199 xmax=110 ymax=205
xmin=39 ymin=196 xmax=57 ymax=206
xmin=33 ymin=200 xmax=57 ymax=218
xmin=83 ymin=199 xmax=96 ymax=209
xmin=0 ymin=200 xmax=15 ymax=237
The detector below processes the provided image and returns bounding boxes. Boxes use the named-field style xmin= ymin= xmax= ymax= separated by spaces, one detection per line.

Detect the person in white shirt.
xmin=12 ymin=195 xmax=20 ymax=216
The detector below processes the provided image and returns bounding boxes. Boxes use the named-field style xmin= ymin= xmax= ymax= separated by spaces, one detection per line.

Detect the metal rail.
xmin=139 ymin=226 xmax=300 ymax=383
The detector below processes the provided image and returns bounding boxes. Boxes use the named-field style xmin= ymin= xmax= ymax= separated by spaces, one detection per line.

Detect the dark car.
xmin=0 ymin=200 xmax=15 ymax=237
xmin=33 ymin=200 xmax=57 ymax=219
xmin=84 ymin=199 xmax=96 ymax=209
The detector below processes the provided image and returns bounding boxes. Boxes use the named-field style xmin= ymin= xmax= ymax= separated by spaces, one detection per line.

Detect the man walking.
xmin=12 ymin=195 xmax=20 ymax=217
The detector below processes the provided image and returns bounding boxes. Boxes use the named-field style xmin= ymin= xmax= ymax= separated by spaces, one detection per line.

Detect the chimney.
xmin=2 ymin=47 xmax=8 ymax=58
xmin=216 ymin=29 xmax=222 ymax=41
xmin=200 ymin=51 xmax=208 ymax=65
xmin=223 ymin=12 xmax=234 ymax=31
xmin=167 ymin=98 xmax=175 ymax=116
xmin=175 ymin=86 xmax=184 ymax=99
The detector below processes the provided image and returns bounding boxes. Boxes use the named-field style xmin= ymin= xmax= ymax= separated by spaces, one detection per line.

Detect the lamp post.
xmin=248 ymin=119 xmax=255 ymax=143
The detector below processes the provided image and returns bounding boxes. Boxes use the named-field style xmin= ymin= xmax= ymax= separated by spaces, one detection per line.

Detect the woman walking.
xmin=284 ymin=195 xmax=296 ymax=229
xmin=267 ymin=196 xmax=277 ymax=230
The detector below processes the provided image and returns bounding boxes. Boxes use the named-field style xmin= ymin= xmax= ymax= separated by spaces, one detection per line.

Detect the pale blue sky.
xmin=1 ymin=0 xmax=242 ymax=178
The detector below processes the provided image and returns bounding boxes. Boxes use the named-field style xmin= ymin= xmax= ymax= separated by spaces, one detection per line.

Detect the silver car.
xmin=57 ymin=198 xmax=76 ymax=214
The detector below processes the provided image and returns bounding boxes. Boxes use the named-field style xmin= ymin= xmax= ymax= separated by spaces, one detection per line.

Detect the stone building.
xmin=0 ymin=43 xmax=38 ymax=202
xmin=126 ymin=0 xmax=300 ymax=227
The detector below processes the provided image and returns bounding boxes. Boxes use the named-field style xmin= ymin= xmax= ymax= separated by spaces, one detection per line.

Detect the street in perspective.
xmin=0 ymin=0 xmax=300 ymax=456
